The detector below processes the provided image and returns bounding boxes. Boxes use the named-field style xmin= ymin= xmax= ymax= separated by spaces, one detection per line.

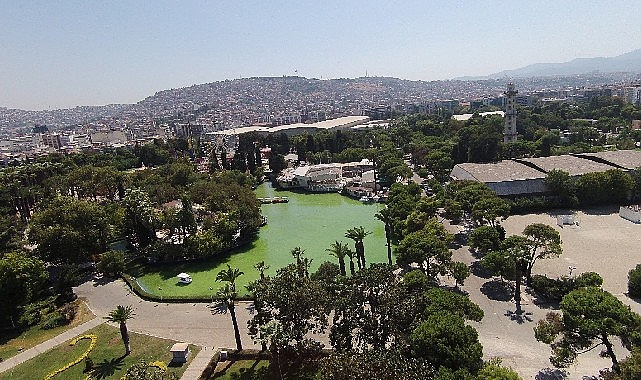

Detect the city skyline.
xmin=2 ymin=0 xmax=641 ymax=111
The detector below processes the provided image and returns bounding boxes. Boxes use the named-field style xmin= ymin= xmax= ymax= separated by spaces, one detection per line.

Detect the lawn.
xmin=0 ymin=324 xmax=200 ymax=380
xmin=130 ymin=183 xmax=389 ymax=299
xmin=213 ymin=359 xmax=270 ymax=379
xmin=209 ymin=353 xmax=320 ymax=380
xmin=0 ymin=299 xmax=94 ymax=361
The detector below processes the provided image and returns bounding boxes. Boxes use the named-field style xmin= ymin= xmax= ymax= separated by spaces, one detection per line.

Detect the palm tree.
xmin=345 ymin=226 xmax=372 ymax=270
xmin=216 ymin=264 xmax=244 ymax=291
xmin=104 ymin=305 xmax=135 ymax=355
xmin=345 ymin=248 xmax=357 ymax=276
xmin=326 ymin=241 xmax=350 ymax=276
xmin=375 ymin=209 xmax=393 ymax=265
xmin=217 ymin=283 xmax=243 ymax=351
xmin=254 ymin=261 xmax=270 ymax=281
xmin=290 ymin=247 xmax=311 ymax=278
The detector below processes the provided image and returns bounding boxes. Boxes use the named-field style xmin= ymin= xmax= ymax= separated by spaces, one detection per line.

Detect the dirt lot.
xmin=449 ymin=206 xmax=641 ymax=380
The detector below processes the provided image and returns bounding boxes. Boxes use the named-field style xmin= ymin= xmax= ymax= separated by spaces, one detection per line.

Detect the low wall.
xmin=620 ymin=206 xmax=641 ymax=224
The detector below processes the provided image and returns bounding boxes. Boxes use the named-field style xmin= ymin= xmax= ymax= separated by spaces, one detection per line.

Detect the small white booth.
xmin=170 ymin=342 xmax=190 ymax=363
xmin=177 ymin=273 xmax=192 ymax=284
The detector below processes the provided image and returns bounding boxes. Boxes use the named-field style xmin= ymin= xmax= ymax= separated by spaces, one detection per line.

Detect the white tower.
xmin=504 ymin=83 xmax=518 ymax=143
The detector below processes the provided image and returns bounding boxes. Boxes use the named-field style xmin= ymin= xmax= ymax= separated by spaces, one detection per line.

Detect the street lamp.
xmin=568 ymin=266 xmax=576 ymax=276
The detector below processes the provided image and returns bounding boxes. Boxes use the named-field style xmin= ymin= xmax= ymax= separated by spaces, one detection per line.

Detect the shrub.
xmin=311 ymin=261 xmax=341 ymax=282
xmin=628 ymin=264 xmax=641 ymax=298
xmin=532 ymin=272 xmax=603 ymax=301
xmin=41 ymin=311 xmax=66 ymax=330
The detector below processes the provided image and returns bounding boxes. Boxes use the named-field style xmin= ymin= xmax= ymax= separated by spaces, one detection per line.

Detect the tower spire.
xmin=504 ymin=83 xmax=518 ymax=143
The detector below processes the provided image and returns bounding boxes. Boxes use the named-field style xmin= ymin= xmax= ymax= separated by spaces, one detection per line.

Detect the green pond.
xmin=133 ymin=182 xmax=389 ymax=297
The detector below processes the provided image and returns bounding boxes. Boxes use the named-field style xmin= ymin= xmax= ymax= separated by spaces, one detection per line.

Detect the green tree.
xmin=319 ymin=349 xmax=435 ymax=380
xmin=534 ymin=287 xmax=641 ymax=372
xmin=545 ymin=169 xmax=577 ymax=206
xmin=375 ymin=208 xmax=393 ymax=265
xmin=97 ymin=250 xmax=126 ymax=277
xmin=0 ymin=251 xmax=49 ymax=327
xmin=122 ymin=188 xmax=156 ymax=248
xmin=248 ymin=262 xmax=330 ymax=353
xmin=480 ymin=250 xmax=516 ymax=283
xmin=216 ymin=264 xmax=244 ymax=292
xmin=522 ymin=223 xmax=562 ymax=287
xmin=469 ymin=225 xmax=502 ymax=255
xmin=326 ymin=241 xmax=350 ymax=277
xmin=628 ymin=264 xmax=641 ymax=298
xmin=395 ymin=229 xmax=452 ymax=281
xmin=410 ymin=311 xmax=483 ymax=373
xmin=471 ymin=196 xmax=511 ymax=227
xmin=476 ymin=358 xmax=523 ymax=380
xmin=503 ymin=236 xmax=530 ymax=314
xmin=104 ymin=305 xmax=135 ymax=355
xmin=217 ymin=283 xmax=243 ymax=351
xmin=254 ymin=261 xmax=270 ymax=281
xmin=448 ymin=261 xmax=470 ymax=289
xmin=345 ymin=226 xmax=372 ymax=270
xmin=29 ymin=196 xmax=108 ymax=263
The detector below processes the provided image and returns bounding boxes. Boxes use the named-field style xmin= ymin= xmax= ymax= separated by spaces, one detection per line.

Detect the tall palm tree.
xmin=326 ymin=241 xmax=350 ymax=276
xmin=345 ymin=226 xmax=372 ymax=270
xmin=104 ymin=305 xmax=135 ymax=355
xmin=217 ymin=283 xmax=243 ymax=351
xmin=254 ymin=261 xmax=270 ymax=281
xmin=290 ymin=247 xmax=310 ymax=278
xmin=216 ymin=264 xmax=244 ymax=291
xmin=375 ymin=209 xmax=393 ymax=265
xmin=345 ymin=247 xmax=357 ymax=276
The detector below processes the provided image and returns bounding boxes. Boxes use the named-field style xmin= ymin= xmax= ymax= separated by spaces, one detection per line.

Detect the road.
xmin=74 ymin=278 xmax=259 ymax=350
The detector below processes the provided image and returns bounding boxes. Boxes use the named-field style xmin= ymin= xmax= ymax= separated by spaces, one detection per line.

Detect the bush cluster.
xmin=628 ymin=264 xmax=641 ymax=298
xmin=531 ymin=272 xmax=603 ymax=301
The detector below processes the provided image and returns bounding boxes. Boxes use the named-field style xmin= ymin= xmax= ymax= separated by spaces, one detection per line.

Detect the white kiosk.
xmin=177 ymin=273 xmax=192 ymax=284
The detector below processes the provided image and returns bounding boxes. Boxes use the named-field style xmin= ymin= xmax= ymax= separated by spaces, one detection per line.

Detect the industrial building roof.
xmin=577 ymin=150 xmax=641 ymax=170
xmin=209 ymin=125 xmax=269 ymax=135
xmin=267 ymin=115 xmax=370 ymax=133
xmin=451 ymin=160 xmax=546 ymax=183
xmin=518 ymin=155 xmax=617 ymax=176
xmin=452 ymin=111 xmax=505 ymax=121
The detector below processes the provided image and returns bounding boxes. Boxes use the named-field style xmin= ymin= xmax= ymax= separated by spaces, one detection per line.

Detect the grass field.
xmin=0 ymin=299 xmax=94 ymax=361
xmin=0 ymin=324 xmax=200 ymax=380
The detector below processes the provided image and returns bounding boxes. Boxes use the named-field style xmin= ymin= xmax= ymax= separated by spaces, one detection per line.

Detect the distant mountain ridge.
xmin=457 ymin=48 xmax=641 ymax=79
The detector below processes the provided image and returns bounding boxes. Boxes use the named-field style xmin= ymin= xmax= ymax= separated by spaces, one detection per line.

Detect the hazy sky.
xmin=2 ymin=0 xmax=641 ymax=110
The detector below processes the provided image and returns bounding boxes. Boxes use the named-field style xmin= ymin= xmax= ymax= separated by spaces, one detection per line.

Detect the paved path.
xmin=0 ymin=317 xmax=102 ymax=374
xmin=74 ymin=279 xmax=258 ymax=350
xmin=179 ymin=347 xmax=217 ymax=380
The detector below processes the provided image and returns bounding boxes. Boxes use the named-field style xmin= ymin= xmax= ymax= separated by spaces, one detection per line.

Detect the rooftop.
xmin=452 ymin=160 xmax=546 ymax=182
xmin=517 ymin=155 xmax=617 ymax=176
xmin=576 ymin=150 xmax=641 ymax=170
xmin=452 ymin=110 xmax=505 ymax=122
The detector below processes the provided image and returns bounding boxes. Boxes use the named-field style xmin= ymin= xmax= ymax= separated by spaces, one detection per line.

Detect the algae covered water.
xmin=252 ymin=182 xmax=388 ymax=272
xmin=135 ymin=182 xmax=389 ymax=297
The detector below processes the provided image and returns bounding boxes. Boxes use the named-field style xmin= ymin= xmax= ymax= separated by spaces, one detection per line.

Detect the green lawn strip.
xmin=0 ymin=299 xmax=95 ymax=361
xmin=0 ymin=324 xmax=200 ymax=380
xmin=209 ymin=350 xmax=321 ymax=380
xmin=213 ymin=359 xmax=270 ymax=379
